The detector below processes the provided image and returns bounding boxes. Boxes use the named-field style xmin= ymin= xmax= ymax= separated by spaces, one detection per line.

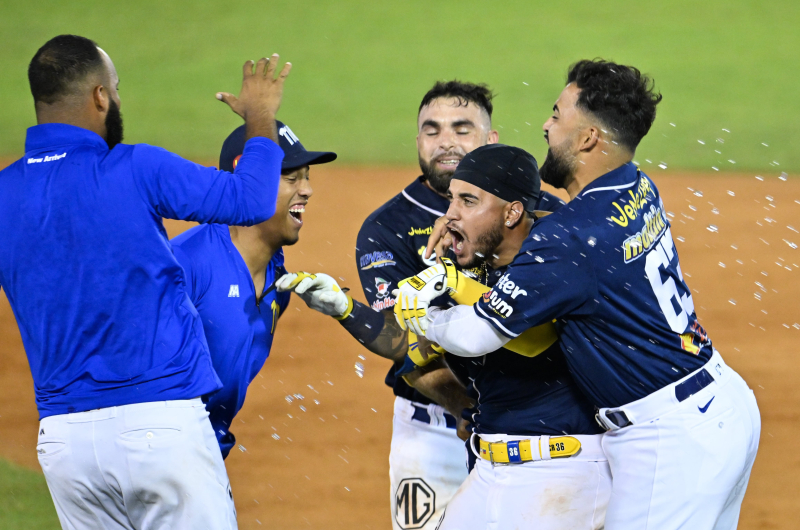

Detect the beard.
xmin=105 ymin=99 xmax=124 ymax=149
xmin=419 ymin=154 xmax=457 ymax=195
xmin=460 ymin=220 xmax=504 ymax=270
xmin=540 ymin=141 xmax=575 ymax=190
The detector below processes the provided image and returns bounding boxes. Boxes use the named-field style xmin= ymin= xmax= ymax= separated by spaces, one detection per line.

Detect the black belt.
xmin=412 ymin=404 xmax=457 ymax=429
xmin=601 ymin=368 xmax=715 ymax=429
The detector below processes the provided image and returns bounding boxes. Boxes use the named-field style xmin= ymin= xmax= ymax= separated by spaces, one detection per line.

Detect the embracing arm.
xmin=425 ymin=305 xmax=510 ymax=357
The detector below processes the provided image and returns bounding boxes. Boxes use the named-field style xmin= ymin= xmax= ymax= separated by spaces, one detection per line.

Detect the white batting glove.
xmin=276 ymin=272 xmax=353 ymax=319
xmin=392 ymin=262 xmax=453 ymax=336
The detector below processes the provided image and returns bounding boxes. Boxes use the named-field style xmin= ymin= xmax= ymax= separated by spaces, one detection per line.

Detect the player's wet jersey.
xmin=356 ymin=177 xmax=566 ymax=404
xmin=475 ymin=163 xmax=712 ymax=409
xmin=172 ymin=223 xmax=290 ymax=458
xmin=446 ymin=260 xmax=602 ymax=437
xmin=356 ymin=178 xmax=449 ymax=404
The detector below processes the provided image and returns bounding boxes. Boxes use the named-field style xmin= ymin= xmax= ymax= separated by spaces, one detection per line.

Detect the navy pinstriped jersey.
xmin=356 ymin=178 xmax=449 ymax=404
xmin=445 ymin=258 xmax=602 ymax=437
xmin=475 ymin=163 xmax=712 ymax=409
xmin=172 ymin=224 xmax=290 ymax=458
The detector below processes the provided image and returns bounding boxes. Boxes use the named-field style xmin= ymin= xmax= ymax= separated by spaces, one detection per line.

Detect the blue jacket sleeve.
xmin=132 ymin=138 xmax=283 ymax=225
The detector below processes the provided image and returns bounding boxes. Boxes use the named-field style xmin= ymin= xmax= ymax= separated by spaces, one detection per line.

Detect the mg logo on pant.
xmin=395 ymin=477 xmax=436 ymax=529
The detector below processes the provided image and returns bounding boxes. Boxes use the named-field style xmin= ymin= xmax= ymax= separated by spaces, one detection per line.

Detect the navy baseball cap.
xmin=452 ymin=143 xmax=541 ymax=213
xmin=219 ymin=121 xmax=337 ymax=172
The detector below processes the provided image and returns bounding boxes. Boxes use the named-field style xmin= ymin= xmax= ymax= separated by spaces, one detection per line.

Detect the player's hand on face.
xmin=392 ymin=263 xmax=451 ymax=335
xmin=424 ymin=215 xmax=452 ymax=265
xmin=276 ymin=272 xmax=350 ymax=317
xmin=216 ymin=54 xmax=292 ymax=120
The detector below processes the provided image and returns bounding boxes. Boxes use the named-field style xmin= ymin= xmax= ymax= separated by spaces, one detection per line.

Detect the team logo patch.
xmin=396 ymin=478 xmax=436 ymax=529
xmin=360 ymin=251 xmax=396 ymax=270
xmin=621 ymin=202 xmax=668 ymax=263
xmin=232 ymin=154 xmax=242 ymax=170
xmin=375 ymin=277 xmax=392 ymax=299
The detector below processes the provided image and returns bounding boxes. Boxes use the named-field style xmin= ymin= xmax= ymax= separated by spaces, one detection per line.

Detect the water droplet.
xmin=766 ymin=196 xmax=774 ymax=202
xmin=285 ymin=395 xmax=293 ymax=403
xmin=238 ymin=445 xmax=247 ymax=452
xmin=712 ymin=167 xmax=719 ymax=171
xmin=727 ymin=190 xmax=735 ymax=196
xmin=355 ymin=362 xmax=364 ymax=378
xmin=711 ymin=208 xmax=719 ymax=215
xmin=755 ymin=176 xmax=764 ymax=181
xmin=698 ymin=140 xmax=706 ymax=145
xmin=779 ymin=172 xmax=788 ymax=181
xmin=587 ymin=237 xmax=597 ymax=247
xmin=762 ymin=142 xmax=769 ymax=147
xmin=728 ymin=160 xmax=736 ymax=164
xmin=693 ymin=190 xmax=703 ymax=197
xmin=658 ymin=163 xmax=668 ymax=170
xmin=784 ymin=240 xmax=798 ymax=249
xmin=707 ymin=225 xmax=719 ymax=233
xmin=689 ymin=205 xmax=697 ymax=211
xmin=719 ymin=262 xmax=726 ymax=268
xmin=728 ymin=299 xmax=736 ymax=305
xmin=272 ymin=433 xmax=280 ymax=440
xmin=299 ymin=405 xmax=307 ymax=412
xmin=677 ymin=236 xmax=686 ymax=242
xmin=716 ymin=138 xmax=725 ymax=144
xmin=534 ymin=256 xmax=545 ymax=263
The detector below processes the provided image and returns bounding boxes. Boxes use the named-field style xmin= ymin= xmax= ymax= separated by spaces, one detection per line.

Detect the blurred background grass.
xmin=0 ymin=0 xmax=798 ymax=172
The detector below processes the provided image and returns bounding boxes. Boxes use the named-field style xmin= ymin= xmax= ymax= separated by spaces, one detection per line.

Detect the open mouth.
xmin=289 ymin=204 xmax=305 ymax=226
xmin=448 ymin=227 xmax=466 ymax=255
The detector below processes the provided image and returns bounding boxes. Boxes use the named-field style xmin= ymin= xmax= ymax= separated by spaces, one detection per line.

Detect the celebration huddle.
xmin=0 ymin=34 xmax=760 ymax=530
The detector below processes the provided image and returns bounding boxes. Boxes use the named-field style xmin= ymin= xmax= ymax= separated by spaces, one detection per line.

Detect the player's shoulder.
xmin=358 ymin=177 xmax=446 ymax=239
xmin=171 ymin=223 xmax=231 ymax=265
xmin=536 ymin=190 xmax=567 ymax=213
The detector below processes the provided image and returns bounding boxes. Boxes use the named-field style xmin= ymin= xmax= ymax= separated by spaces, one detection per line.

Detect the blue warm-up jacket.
xmin=0 ymin=123 xmax=283 ymax=419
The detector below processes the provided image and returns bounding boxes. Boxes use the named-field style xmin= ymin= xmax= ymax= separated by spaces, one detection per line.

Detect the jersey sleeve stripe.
xmin=474 ymin=302 xmax=520 ymax=338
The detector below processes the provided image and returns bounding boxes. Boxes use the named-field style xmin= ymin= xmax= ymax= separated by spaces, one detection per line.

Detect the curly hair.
xmin=418 ymin=80 xmax=494 ymax=118
xmin=567 ymin=59 xmax=662 ymax=151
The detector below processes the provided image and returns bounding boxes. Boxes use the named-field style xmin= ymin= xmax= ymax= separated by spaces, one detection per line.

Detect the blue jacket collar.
xmin=25 ymin=123 xmax=109 ymax=154
xmin=402 ymin=177 xmax=450 ymax=217
xmin=578 ymin=162 xmax=640 ymax=198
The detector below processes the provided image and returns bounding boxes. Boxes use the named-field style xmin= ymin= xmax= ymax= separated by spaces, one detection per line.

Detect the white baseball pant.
xmin=436 ymin=433 xmax=611 ymax=530
xmin=598 ymin=350 xmax=761 ymax=529
xmin=390 ymin=396 xmax=469 ymax=530
xmin=36 ymin=398 xmax=237 ymax=530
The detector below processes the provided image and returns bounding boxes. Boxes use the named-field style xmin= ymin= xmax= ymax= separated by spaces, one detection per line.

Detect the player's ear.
xmin=487 ymin=129 xmax=499 ymax=144
xmin=92 ymin=84 xmax=109 ymax=113
xmin=578 ymin=125 xmax=600 ymax=152
xmin=504 ymin=202 xmax=524 ymax=228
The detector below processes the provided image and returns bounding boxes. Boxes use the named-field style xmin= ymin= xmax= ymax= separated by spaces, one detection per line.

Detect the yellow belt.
xmin=479 ymin=436 xmax=582 ymax=464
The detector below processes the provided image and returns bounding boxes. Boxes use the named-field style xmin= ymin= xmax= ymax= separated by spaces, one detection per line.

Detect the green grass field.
xmin=0 ymin=459 xmax=59 ymax=529
xmin=0 ymin=0 xmax=798 ymax=172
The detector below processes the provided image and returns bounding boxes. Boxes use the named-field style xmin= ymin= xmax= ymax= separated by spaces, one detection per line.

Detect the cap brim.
xmin=282 ymin=151 xmax=337 ymax=171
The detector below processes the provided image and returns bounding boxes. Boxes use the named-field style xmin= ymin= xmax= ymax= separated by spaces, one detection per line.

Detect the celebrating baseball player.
xmin=171 ymin=121 xmax=336 ymax=460
xmin=398 ymin=60 xmax=761 ymax=530
xmin=0 ymin=34 xmax=290 ymax=529
xmin=394 ymin=143 xmax=611 ymax=529
xmin=278 ymin=81 xmax=544 ymax=530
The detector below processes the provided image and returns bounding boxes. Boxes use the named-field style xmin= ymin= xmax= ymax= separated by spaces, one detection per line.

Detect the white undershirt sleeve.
xmin=425 ymin=305 xmax=511 ymax=357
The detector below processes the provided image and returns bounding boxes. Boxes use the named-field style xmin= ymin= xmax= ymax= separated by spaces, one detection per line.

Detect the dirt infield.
xmin=1 ymin=165 xmax=798 ymax=529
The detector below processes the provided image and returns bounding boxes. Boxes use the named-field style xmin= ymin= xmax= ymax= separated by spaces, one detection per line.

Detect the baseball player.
xmin=171 ymin=121 xmax=336 ymax=459
xmin=0 ymin=34 xmax=289 ymax=529
xmin=394 ymin=143 xmax=611 ymax=529
xmin=277 ymin=82 xmax=566 ymax=530
xmin=398 ymin=60 xmax=761 ymax=530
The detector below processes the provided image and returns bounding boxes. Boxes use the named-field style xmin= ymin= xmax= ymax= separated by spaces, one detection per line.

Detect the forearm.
xmin=338 ymin=300 xmax=407 ymax=362
xmin=244 ymin=111 xmax=279 ymax=144
xmin=425 ymin=305 xmax=509 ymax=357
xmin=404 ymin=361 xmax=474 ymax=419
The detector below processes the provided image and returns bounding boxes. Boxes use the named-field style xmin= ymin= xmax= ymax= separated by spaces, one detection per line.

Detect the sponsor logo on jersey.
xmin=483 ymin=274 xmax=528 ymax=318
xmin=372 ymin=298 xmax=395 ymax=310
xmin=417 ymin=246 xmax=437 ymax=266
xmin=375 ymin=277 xmax=392 ymax=299
xmin=228 ymin=284 xmax=240 ymax=297
xmin=27 ymin=152 xmax=67 ymax=164
xmin=680 ymin=321 xmax=710 ymax=354
xmin=395 ymin=478 xmax=436 ymax=529
xmin=408 ymin=226 xmax=434 ymax=236
xmin=622 ymin=203 xmax=668 ymax=263
xmin=609 ymin=176 xmax=654 ymax=227
xmin=360 ymin=251 xmax=396 ymax=270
